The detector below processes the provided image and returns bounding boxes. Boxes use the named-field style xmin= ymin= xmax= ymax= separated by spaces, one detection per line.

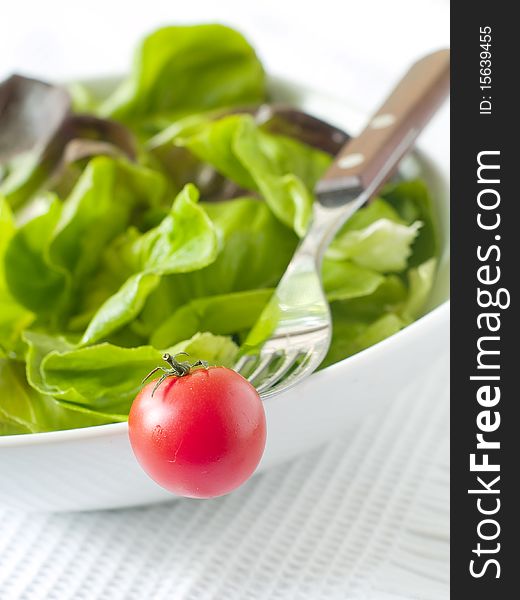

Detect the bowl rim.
xmin=0 ymin=74 xmax=450 ymax=448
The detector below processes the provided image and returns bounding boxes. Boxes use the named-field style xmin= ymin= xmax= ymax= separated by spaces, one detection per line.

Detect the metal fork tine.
xmin=247 ymin=352 xmax=282 ymax=386
xmin=255 ymin=350 xmax=302 ymax=394
xmin=260 ymin=350 xmax=316 ymax=397
xmin=234 ymin=354 xmax=257 ymax=376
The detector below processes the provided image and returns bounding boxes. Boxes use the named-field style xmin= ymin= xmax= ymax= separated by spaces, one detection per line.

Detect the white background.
xmin=0 ymin=0 xmax=450 ymax=89
xmin=0 ymin=0 xmax=449 ymax=166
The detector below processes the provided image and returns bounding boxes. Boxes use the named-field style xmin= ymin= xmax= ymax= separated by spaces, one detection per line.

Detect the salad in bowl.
xmin=0 ymin=24 xmax=439 ymax=439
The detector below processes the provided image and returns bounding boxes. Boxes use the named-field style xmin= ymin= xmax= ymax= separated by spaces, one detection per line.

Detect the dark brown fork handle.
xmin=315 ymin=49 xmax=450 ymax=198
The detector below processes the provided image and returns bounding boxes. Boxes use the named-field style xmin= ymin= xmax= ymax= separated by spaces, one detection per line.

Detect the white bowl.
xmin=0 ymin=77 xmax=449 ymax=512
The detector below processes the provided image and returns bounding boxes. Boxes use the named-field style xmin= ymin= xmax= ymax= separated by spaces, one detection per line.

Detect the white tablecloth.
xmin=0 ymin=1 xmax=449 ymax=598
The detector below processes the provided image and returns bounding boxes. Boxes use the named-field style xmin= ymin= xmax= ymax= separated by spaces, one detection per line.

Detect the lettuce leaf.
xmin=80 ymin=184 xmax=218 ymax=345
xmin=4 ymin=196 xmax=69 ymax=316
xmin=0 ymin=75 xmax=137 ymax=211
xmin=39 ymin=342 xmax=166 ymax=415
xmin=0 ymin=358 xmax=114 ymax=434
xmin=81 ymin=272 xmax=161 ymax=345
xmin=49 ymin=156 xmax=168 ymax=281
xmin=381 ymin=179 xmax=439 ymax=266
xmin=401 ymin=258 xmax=438 ymax=321
xmin=23 ymin=331 xmax=237 ymax=419
xmin=130 ymin=184 xmax=217 ymax=274
xmin=321 ymin=276 xmax=408 ymax=369
xmin=101 ymin=25 xmax=265 ymax=124
xmin=138 ymin=196 xmax=298 ymax=338
xmin=328 ymin=218 xmax=421 ymax=272
xmin=150 ymin=289 xmax=273 ymax=348
xmin=177 ymin=114 xmax=331 ymax=235
xmin=327 ymin=198 xmax=422 ymax=272
xmin=322 ymin=260 xmax=384 ymax=301
xmin=0 ymin=199 xmax=34 ymax=356
xmin=168 ymin=332 xmax=238 ymax=368
xmin=321 ymin=312 xmax=405 ymax=369
xmin=3 ymin=157 xmax=168 ymax=321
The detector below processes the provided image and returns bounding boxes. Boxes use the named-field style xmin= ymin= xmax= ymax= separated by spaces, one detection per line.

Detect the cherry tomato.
xmin=129 ymin=365 xmax=266 ymax=499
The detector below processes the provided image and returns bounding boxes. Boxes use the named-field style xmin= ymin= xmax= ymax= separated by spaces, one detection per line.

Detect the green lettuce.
xmin=49 ymin=156 xmax=168 ymax=280
xmin=0 ymin=358 xmax=114 ymax=434
xmin=4 ymin=196 xmax=69 ymax=316
xmin=100 ymin=25 xmax=265 ymax=125
xmin=23 ymin=330 xmax=237 ymax=418
xmin=401 ymin=258 xmax=438 ymax=320
xmin=327 ymin=198 xmax=422 ymax=272
xmin=3 ymin=157 xmax=168 ymax=320
xmin=322 ymin=260 xmax=384 ymax=302
xmin=381 ymin=179 xmax=439 ymax=266
xmin=0 ymin=199 xmax=34 ymax=356
xmin=137 ymin=196 xmax=298 ymax=338
xmin=81 ymin=183 xmax=218 ymax=345
xmin=168 ymin=332 xmax=238 ymax=367
xmin=150 ymin=289 xmax=273 ymax=348
xmin=321 ymin=276 xmax=408 ymax=369
xmin=176 ymin=114 xmax=331 ymax=235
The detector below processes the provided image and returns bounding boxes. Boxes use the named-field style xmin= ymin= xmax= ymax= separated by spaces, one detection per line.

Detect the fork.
xmin=234 ymin=49 xmax=450 ymax=398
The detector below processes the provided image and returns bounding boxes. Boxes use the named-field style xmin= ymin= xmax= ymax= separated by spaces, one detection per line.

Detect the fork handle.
xmin=315 ymin=49 xmax=450 ymax=203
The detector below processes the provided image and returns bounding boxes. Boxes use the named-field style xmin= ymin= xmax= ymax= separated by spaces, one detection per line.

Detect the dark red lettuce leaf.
xmin=0 ymin=75 xmax=136 ymax=208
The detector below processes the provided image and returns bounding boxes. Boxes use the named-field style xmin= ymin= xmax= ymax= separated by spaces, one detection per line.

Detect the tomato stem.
xmin=142 ymin=353 xmax=209 ymax=396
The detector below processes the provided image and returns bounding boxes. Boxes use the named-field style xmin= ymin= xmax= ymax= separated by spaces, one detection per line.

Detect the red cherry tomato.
xmin=128 ymin=366 xmax=266 ymax=499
